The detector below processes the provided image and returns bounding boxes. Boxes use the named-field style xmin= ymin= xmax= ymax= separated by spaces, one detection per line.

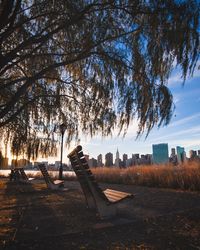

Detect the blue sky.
xmin=43 ymin=65 xmax=200 ymax=164
xmin=73 ymin=66 xmax=200 ymax=161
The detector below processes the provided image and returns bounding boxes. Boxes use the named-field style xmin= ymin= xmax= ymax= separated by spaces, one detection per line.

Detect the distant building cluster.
xmin=0 ymin=143 xmax=200 ymax=169
xmin=0 ymin=155 xmax=69 ymax=171
xmin=0 ymin=156 xmax=33 ymax=169
xmin=84 ymin=144 xmax=200 ymax=168
xmin=152 ymin=143 xmax=200 ymax=165
xmin=86 ymin=148 xmax=152 ymax=168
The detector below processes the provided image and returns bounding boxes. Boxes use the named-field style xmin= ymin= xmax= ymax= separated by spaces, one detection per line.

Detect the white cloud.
xmin=168 ymin=72 xmax=182 ymax=86
xmin=150 ymin=125 xmax=200 ymax=143
xmin=173 ymin=95 xmax=180 ymax=104
xmin=168 ymin=61 xmax=200 ymax=87
xmin=168 ymin=113 xmax=200 ymax=128
xmin=169 ymin=138 xmax=199 ymax=147
xmin=117 ymin=121 xmax=138 ymax=138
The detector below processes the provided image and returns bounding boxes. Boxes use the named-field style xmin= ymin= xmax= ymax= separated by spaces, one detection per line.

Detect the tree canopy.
xmin=0 ymin=0 xmax=199 ymax=159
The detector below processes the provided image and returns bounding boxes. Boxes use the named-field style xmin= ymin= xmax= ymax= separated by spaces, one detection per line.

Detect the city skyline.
xmin=1 ymin=142 xmax=199 ymax=169
xmin=74 ymin=66 xmax=200 ymax=160
xmin=2 ymin=139 xmax=198 ymax=165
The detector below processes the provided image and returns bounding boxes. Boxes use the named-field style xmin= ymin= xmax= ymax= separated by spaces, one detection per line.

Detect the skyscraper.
xmin=171 ymin=148 xmax=176 ymax=156
xmin=115 ymin=148 xmax=120 ymax=167
xmin=88 ymin=158 xmax=98 ymax=168
xmin=105 ymin=152 xmax=113 ymax=167
xmin=132 ymin=154 xmax=139 ymax=165
xmin=189 ymin=150 xmax=197 ymax=159
xmin=176 ymin=146 xmax=186 ymax=163
xmin=169 ymin=148 xmax=177 ymax=165
xmin=122 ymin=153 xmax=128 ymax=168
xmin=97 ymin=154 xmax=103 ymax=167
xmin=152 ymin=143 xmax=169 ymax=164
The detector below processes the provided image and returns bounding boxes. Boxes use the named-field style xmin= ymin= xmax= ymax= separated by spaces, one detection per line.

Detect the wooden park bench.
xmin=9 ymin=168 xmax=21 ymax=182
xmin=38 ymin=164 xmax=65 ymax=190
xmin=68 ymin=145 xmax=134 ymax=219
xmin=18 ymin=168 xmax=35 ymax=183
xmin=10 ymin=168 xmax=35 ymax=184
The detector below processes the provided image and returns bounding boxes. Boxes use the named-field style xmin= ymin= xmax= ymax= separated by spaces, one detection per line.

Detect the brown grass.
xmin=91 ymin=161 xmax=200 ymax=191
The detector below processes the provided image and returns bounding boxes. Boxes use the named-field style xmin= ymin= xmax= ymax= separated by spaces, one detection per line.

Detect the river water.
xmin=0 ymin=169 xmax=76 ymax=178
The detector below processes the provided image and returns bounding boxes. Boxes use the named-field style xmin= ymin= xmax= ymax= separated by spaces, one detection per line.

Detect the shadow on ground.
xmin=0 ymin=179 xmax=200 ymax=249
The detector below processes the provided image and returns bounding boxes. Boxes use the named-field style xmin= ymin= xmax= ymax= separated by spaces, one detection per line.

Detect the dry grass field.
xmin=91 ymin=161 xmax=200 ymax=191
xmin=1 ymin=161 xmax=199 ymax=192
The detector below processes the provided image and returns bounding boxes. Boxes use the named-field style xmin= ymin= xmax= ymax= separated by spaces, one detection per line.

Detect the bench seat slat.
xmin=28 ymin=178 xmax=35 ymax=181
xmin=54 ymin=180 xmax=64 ymax=185
xmin=104 ymin=188 xmax=133 ymax=197
xmin=104 ymin=192 xmax=132 ymax=203
xmin=104 ymin=190 xmax=131 ymax=200
xmin=103 ymin=190 xmax=130 ymax=199
xmin=38 ymin=164 xmax=64 ymax=190
xmin=104 ymin=196 xmax=117 ymax=203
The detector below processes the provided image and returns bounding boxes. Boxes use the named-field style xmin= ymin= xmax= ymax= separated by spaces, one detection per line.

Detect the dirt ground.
xmin=0 ymin=178 xmax=200 ymax=250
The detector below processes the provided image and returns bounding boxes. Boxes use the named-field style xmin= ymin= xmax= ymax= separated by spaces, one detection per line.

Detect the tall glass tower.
xmin=152 ymin=143 xmax=169 ymax=164
xmin=176 ymin=146 xmax=185 ymax=163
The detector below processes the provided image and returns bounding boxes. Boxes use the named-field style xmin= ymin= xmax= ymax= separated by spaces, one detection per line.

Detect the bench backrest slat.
xmin=38 ymin=164 xmax=53 ymax=184
xmin=10 ymin=168 xmax=21 ymax=181
xmin=68 ymin=145 xmax=108 ymax=203
xmin=70 ymin=154 xmax=96 ymax=208
xmin=19 ymin=168 xmax=28 ymax=180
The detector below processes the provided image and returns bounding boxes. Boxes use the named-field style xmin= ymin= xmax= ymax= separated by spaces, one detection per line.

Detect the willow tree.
xmin=0 ymin=0 xmax=199 ymax=159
